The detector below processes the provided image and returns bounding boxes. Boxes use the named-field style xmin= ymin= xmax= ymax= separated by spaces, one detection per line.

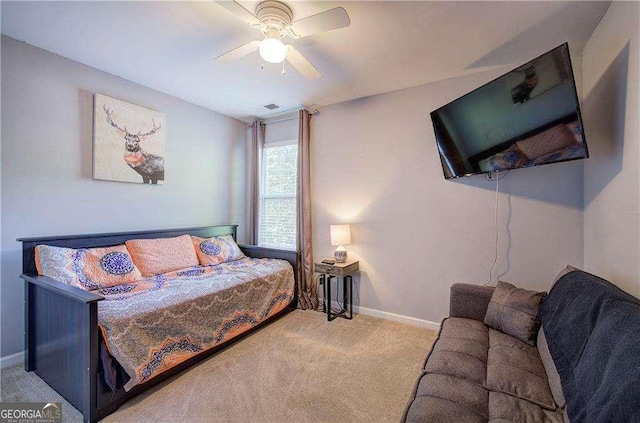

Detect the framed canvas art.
xmin=93 ymin=94 xmax=165 ymax=184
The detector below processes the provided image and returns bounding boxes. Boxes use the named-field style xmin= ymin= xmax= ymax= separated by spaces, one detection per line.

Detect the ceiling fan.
xmin=214 ymin=0 xmax=351 ymax=79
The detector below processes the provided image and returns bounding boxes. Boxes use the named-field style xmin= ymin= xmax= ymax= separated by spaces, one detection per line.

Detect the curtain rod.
xmin=247 ymin=109 xmax=319 ymax=127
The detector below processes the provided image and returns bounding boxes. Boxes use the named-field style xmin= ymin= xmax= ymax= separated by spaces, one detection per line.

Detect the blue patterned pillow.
xmin=191 ymin=234 xmax=245 ymax=266
xmin=478 ymin=145 xmax=529 ymax=172
xmin=35 ymin=244 xmax=143 ymax=290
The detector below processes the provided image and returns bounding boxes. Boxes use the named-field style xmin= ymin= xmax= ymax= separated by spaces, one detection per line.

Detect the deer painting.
xmin=103 ymin=104 xmax=165 ymax=184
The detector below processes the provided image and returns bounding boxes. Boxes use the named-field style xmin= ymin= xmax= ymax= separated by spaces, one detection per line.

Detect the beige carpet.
xmin=1 ymin=310 xmax=437 ymax=422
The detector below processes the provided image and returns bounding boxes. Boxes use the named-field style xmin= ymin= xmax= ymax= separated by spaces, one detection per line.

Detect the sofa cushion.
xmin=424 ymin=318 xmax=488 ymax=385
xmin=484 ymin=281 xmax=546 ymax=345
xmin=405 ymin=373 xmax=488 ymax=423
xmin=425 ymin=351 xmax=487 ymax=386
xmin=486 ymin=329 xmax=556 ymax=409
xmin=416 ymin=373 xmax=489 ymax=418
xmin=126 ymin=234 xmax=199 ymax=277
xmin=489 ymin=392 xmax=564 ymax=423
xmin=440 ymin=317 xmax=489 ymax=345
xmin=405 ymin=396 xmax=486 ymax=423
xmin=432 ymin=337 xmax=487 ymax=363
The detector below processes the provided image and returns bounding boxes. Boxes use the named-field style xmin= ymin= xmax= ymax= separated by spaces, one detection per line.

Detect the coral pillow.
xmin=516 ymin=124 xmax=575 ymax=160
xmin=191 ymin=234 xmax=245 ymax=266
xmin=126 ymin=234 xmax=199 ymax=277
xmin=565 ymin=121 xmax=584 ymax=144
xmin=35 ymin=244 xmax=142 ymax=290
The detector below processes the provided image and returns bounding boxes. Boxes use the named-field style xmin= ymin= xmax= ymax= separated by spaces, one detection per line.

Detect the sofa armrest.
xmin=449 ymin=283 xmax=495 ymax=322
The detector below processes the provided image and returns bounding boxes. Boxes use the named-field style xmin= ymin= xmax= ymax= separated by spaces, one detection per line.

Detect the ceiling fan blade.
xmin=215 ymin=40 xmax=261 ymax=64
xmin=217 ymin=1 xmax=263 ymax=28
xmin=288 ymin=7 xmax=350 ymax=38
xmin=286 ymin=46 xmax=321 ymax=79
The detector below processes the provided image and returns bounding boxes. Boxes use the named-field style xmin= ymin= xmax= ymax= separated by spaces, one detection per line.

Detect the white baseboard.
xmin=0 ymin=351 xmax=24 ymax=369
xmin=322 ymin=299 xmax=441 ymax=331
xmin=355 ymin=305 xmax=441 ymax=331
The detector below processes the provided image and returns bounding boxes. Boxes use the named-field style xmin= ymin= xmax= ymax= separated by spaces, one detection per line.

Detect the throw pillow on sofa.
xmin=484 ymin=280 xmax=546 ymax=346
xmin=126 ymin=234 xmax=199 ymax=277
xmin=35 ymin=244 xmax=143 ymax=290
xmin=191 ymin=234 xmax=245 ymax=266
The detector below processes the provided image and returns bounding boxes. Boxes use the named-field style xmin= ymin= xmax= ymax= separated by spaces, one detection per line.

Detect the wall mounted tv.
xmin=431 ymin=43 xmax=588 ymax=179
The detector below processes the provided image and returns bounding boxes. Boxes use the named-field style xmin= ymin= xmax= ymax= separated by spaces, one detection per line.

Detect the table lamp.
xmin=330 ymin=224 xmax=351 ymax=263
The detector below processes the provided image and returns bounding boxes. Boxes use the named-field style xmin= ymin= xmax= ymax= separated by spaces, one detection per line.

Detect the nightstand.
xmin=314 ymin=260 xmax=359 ymax=321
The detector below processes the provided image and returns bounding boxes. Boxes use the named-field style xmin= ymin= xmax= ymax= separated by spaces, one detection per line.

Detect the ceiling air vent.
xmin=263 ymin=103 xmax=281 ymax=110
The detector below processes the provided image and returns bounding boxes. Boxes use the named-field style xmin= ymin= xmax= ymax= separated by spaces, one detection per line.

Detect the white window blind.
xmin=259 ymin=141 xmax=298 ymax=250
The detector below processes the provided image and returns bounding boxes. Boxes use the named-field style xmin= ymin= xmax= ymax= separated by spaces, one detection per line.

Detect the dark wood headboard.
xmin=17 ymin=225 xmax=238 ymax=275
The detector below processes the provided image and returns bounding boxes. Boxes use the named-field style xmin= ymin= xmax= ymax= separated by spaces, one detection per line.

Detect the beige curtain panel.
xmin=248 ymin=121 xmax=265 ymax=245
xmin=296 ymin=110 xmax=318 ymax=310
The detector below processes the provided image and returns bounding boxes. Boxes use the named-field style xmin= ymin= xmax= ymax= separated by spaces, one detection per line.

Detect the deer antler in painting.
xmin=137 ymin=119 xmax=161 ymax=138
xmin=103 ymin=105 xmax=129 ymax=134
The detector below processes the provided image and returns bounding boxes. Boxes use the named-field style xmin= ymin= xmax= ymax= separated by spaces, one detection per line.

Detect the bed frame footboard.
xmin=22 ymin=274 xmax=103 ymax=423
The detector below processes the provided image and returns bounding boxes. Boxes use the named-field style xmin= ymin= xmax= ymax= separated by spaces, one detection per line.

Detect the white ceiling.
xmin=1 ymin=1 xmax=610 ymax=122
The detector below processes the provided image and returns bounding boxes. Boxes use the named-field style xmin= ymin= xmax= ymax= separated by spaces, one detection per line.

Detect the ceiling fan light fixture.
xmin=259 ymin=37 xmax=287 ymax=64
xmin=215 ymin=0 xmax=350 ymax=78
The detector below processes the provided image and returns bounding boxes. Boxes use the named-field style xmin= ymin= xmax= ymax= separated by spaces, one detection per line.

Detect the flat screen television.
xmin=431 ymin=43 xmax=588 ymax=179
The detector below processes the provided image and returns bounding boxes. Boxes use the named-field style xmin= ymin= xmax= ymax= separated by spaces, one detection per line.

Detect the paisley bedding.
xmin=476 ymin=120 xmax=585 ymax=173
xmin=97 ymin=257 xmax=295 ymax=391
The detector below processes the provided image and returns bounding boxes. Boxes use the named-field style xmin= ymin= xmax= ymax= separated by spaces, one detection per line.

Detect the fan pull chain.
xmin=260 ymin=62 xmax=264 ymax=70
xmin=282 ymin=61 xmax=286 ymax=75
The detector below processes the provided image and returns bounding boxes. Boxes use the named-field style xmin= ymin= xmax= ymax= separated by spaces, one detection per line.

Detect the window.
xmin=259 ymin=140 xmax=298 ymax=250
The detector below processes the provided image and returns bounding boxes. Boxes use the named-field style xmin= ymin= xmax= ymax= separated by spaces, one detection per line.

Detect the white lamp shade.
xmin=259 ymin=37 xmax=287 ymax=64
xmin=330 ymin=224 xmax=351 ymax=246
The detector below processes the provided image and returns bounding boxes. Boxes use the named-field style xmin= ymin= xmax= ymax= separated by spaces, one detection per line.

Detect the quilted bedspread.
xmin=96 ymin=257 xmax=295 ymax=391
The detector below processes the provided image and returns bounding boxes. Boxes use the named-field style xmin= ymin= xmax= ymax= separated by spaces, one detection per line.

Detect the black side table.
xmin=314 ymin=260 xmax=359 ymax=321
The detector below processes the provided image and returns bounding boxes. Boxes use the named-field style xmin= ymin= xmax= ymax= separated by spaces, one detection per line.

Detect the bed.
xmin=18 ymin=225 xmax=298 ymax=423
xmin=468 ymin=114 xmax=587 ymax=173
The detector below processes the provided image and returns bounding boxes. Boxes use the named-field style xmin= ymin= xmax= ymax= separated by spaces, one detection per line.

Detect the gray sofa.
xmin=401 ymin=268 xmax=640 ymax=423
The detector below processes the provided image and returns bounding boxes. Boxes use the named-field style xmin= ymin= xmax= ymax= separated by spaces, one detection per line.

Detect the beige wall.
xmin=582 ymin=1 xmax=640 ymax=296
xmin=311 ymin=68 xmax=585 ymax=324
xmin=0 ymin=36 xmax=247 ymax=358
